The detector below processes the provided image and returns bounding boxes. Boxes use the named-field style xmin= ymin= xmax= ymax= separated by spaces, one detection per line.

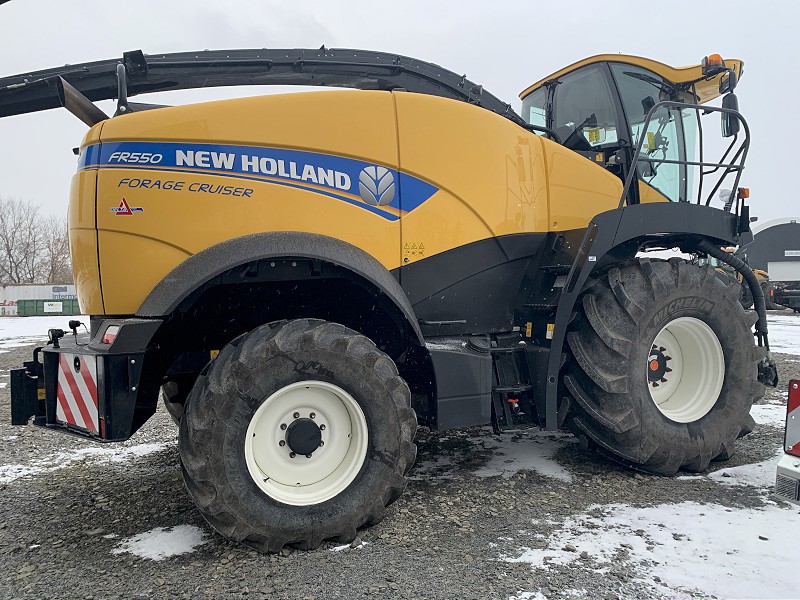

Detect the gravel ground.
xmin=0 ymin=315 xmax=798 ymax=600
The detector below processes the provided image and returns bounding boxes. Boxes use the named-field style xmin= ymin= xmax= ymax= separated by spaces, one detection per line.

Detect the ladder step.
xmin=493 ymin=384 xmax=533 ymax=394
xmin=538 ymin=264 xmax=571 ymax=274
xmin=521 ymin=303 xmax=558 ymax=311
xmin=490 ymin=347 xmax=522 ymax=354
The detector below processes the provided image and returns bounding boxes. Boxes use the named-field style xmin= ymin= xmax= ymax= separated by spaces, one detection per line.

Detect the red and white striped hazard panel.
xmin=787 ymin=380 xmax=800 ymax=457
xmin=56 ymin=353 xmax=99 ymax=434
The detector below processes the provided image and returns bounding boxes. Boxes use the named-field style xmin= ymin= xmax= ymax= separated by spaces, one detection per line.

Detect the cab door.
xmin=609 ymin=63 xmax=693 ymax=203
xmin=544 ymin=64 xmax=630 ymax=229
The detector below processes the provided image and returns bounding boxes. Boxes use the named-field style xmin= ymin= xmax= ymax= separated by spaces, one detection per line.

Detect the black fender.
xmin=543 ymin=202 xmax=749 ymax=429
xmin=136 ymin=231 xmax=424 ymax=346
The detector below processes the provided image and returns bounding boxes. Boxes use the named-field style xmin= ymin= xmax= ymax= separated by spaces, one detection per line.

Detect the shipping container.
xmin=0 ymin=284 xmax=77 ymax=316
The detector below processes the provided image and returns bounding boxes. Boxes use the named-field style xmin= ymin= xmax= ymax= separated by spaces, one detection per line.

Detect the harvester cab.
xmin=519 ymin=53 xmax=744 ymax=206
xmin=0 ymin=48 xmax=779 ymax=553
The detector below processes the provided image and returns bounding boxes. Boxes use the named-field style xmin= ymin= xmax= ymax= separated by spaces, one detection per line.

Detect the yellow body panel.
xmin=638 ymin=181 xmax=670 ymax=204
xmin=520 ymin=54 xmax=743 ymax=103
xmin=543 ymin=143 xmax=622 ymax=230
xmin=91 ymin=91 xmax=402 ymax=314
xmin=68 ymin=171 xmax=103 ymax=314
xmin=393 ymin=94 xmax=619 ymax=261
xmin=99 ymin=230 xmax=192 ymax=313
xmin=101 ymin=90 xmax=399 ymax=164
xmin=394 ymin=93 xmax=550 ymax=263
xmin=77 ymin=90 xmax=624 ymax=316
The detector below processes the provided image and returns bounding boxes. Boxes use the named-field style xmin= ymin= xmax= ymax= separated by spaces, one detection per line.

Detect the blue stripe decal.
xmin=80 ymin=141 xmax=438 ymax=218
xmin=78 ymin=144 xmax=101 ymax=170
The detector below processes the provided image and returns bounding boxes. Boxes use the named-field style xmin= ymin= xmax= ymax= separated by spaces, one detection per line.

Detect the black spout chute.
xmin=0 ymin=47 xmax=527 ymax=127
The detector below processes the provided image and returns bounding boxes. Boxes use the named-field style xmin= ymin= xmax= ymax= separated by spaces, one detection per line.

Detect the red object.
xmin=101 ymin=325 xmax=119 ymax=345
xmin=55 ymin=353 xmax=99 ymax=434
xmin=115 ymin=198 xmax=133 ymax=215
xmin=789 ymin=380 xmax=800 ymax=414
xmin=787 ymin=380 xmax=800 ymax=457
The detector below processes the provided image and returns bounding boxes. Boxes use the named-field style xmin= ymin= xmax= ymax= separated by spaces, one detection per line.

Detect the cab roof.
xmin=519 ymin=54 xmax=744 ymax=105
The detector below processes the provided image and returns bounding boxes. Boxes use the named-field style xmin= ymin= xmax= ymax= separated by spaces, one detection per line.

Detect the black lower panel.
xmin=426 ymin=340 xmax=492 ymax=430
xmin=397 ymin=233 xmax=548 ymax=335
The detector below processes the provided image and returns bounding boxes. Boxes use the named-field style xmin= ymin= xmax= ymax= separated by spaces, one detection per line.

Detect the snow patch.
xmin=111 ymin=525 xmax=207 ymax=560
xmin=0 ymin=464 xmax=44 ymax=483
xmin=506 ymin=501 xmax=800 ymax=599
xmin=766 ymin=314 xmax=800 ymax=355
xmin=708 ymin=449 xmax=784 ymax=489
xmin=474 ymin=432 xmax=575 ymax=482
xmin=0 ymin=442 xmax=170 ymax=483
xmin=0 ymin=315 xmax=89 ymax=352
xmin=412 ymin=429 xmax=574 ymax=482
xmin=330 ymin=541 xmax=369 ymax=552
xmin=61 ymin=443 xmax=167 ymax=463
xmin=751 ymin=403 xmax=788 ymax=428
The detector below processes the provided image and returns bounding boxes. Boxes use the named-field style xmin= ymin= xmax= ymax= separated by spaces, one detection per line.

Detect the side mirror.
xmin=642 ymin=95 xmax=655 ymax=115
xmin=722 ymin=93 xmax=740 ymax=138
xmin=719 ymin=70 xmax=738 ymax=94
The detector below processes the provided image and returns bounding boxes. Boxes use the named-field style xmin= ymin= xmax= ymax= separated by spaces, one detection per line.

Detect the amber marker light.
xmin=737 ymin=187 xmax=750 ymax=200
xmin=702 ymin=54 xmax=726 ymax=74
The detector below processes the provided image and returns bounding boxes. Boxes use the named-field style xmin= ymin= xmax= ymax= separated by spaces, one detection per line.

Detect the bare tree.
xmin=0 ymin=197 xmax=72 ymax=284
xmin=40 ymin=215 xmax=73 ymax=284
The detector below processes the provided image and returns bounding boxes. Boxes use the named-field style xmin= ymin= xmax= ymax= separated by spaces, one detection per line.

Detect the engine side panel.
xmin=92 ymin=91 xmax=406 ymax=315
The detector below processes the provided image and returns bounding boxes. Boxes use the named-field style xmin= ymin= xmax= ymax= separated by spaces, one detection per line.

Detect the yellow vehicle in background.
xmin=2 ymin=48 xmax=778 ymax=552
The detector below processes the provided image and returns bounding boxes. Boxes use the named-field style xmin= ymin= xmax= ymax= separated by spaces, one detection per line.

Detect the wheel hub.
xmin=285 ymin=418 xmax=322 ymax=455
xmin=647 ymin=317 xmax=724 ymax=423
xmin=244 ymin=380 xmax=369 ymax=506
xmin=647 ymin=346 xmax=672 ymax=386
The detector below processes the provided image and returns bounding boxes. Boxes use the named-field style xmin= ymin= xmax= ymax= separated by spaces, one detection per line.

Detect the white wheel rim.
xmin=647 ymin=317 xmax=724 ymax=423
xmin=244 ymin=380 xmax=368 ymax=506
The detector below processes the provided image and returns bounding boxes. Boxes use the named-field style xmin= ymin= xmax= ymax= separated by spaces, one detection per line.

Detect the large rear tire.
xmin=564 ymin=258 xmax=765 ymax=475
xmin=178 ymin=319 xmax=416 ymax=552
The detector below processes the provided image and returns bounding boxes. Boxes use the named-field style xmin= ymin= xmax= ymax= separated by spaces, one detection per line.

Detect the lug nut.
xmin=289 ymin=452 xmax=296 ymax=458
xmin=293 ymin=412 xmax=300 ymax=419
xmin=279 ymin=440 xmax=286 ymax=447
xmin=305 ymin=454 xmax=313 ymax=458
xmin=280 ymin=423 xmax=287 ymax=430
xmin=319 ymin=441 xmax=324 ymax=446
xmin=320 ymin=424 xmax=326 ymax=431
xmin=310 ymin=412 xmax=316 ymax=419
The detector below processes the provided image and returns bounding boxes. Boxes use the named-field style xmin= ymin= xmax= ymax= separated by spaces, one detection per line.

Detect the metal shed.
xmin=745 ymin=218 xmax=800 ymax=283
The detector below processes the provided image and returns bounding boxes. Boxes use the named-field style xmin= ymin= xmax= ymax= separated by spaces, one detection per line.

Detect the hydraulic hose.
xmin=697 ymin=239 xmax=778 ymax=386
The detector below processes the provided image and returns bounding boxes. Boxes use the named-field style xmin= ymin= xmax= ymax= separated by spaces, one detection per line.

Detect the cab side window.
xmin=552 ymin=66 xmax=619 ymax=151
xmin=522 ymin=87 xmax=548 ymax=133
xmin=610 ymin=63 xmax=688 ymax=202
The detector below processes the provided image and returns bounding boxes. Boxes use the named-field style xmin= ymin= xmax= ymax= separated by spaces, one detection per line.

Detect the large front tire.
xmin=564 ymin=258 xmax=765 ymax=475
xmin=179 ymin=319 xmax=416 ymax=552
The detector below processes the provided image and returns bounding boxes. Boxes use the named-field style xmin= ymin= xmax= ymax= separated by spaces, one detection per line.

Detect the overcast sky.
xmin=1 ymin=0 xmax=798 ymax=223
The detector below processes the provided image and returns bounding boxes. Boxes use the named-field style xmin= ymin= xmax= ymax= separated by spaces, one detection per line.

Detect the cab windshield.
xmin=609 ymin=63 xmax=696 ymax=202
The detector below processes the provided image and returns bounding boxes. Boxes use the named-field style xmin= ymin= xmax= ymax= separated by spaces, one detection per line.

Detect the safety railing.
xmin=618 ymin=100 xmax=750 ymax=217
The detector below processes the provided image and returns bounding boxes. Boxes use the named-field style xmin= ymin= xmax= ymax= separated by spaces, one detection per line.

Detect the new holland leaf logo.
xmin=358 ymin=166 xmax=395 ymax=206
xmin=110 ymin=198 xmax=144 ymax=215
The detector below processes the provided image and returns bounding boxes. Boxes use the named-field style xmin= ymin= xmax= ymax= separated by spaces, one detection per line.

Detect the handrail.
xmin=617 ymin=100 xmax=749 ymax=212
